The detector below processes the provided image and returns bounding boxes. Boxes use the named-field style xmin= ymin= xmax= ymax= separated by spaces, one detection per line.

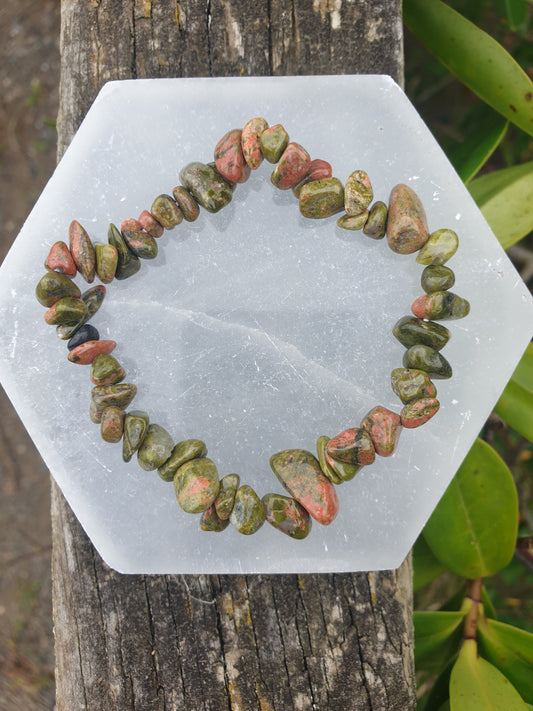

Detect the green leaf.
xmin=494 ymin=377 xmax=533 ymax=442
xmin=504 ymin=0 xmax=529 ymax=33
xmin=510 ymin=343 xmax=533 ymax=392
xmin=481 ymin=586 xmax=497 ymax=621
xmin=449 ymin=115 xmax=508 ymax=183
xmin=415 ymin=610 xmax=465 ymax=672
xmin=403 ymin=0 xmax=533 ymax=136
xmin=413 ymin=533 xmax=448 ymax=590
xmin=468 ymin=161 xmax=533 ymax=249
xmin=422 ymin=655 xmax=456 ymax=711
xmin=477 ymin=615 xmax=533 ymax=703
xmin=423 ymin=439 xmax=518 ymax=578
xmin=450 ymin=639 xmax=527 ymax=710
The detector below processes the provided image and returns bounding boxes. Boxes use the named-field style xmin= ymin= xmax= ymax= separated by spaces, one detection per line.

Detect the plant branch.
xmin=462 ymin=577 xmax=483 ymax=641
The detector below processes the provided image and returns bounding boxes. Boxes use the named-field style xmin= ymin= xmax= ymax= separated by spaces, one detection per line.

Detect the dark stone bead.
xmin=67 ymin=324 xmax=100 ymax=351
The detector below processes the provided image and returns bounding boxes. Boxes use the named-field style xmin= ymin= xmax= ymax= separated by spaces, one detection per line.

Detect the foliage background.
xmin=405 ymin=0 xmax=533 ymax=631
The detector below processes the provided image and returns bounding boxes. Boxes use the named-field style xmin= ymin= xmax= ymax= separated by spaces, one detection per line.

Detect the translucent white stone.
xmin=0 ymin=76 xmax=531 ymax=573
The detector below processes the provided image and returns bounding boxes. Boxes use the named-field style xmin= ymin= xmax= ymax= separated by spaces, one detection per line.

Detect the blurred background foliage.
xmin=404 ymin=1 xmax=533 ymax=707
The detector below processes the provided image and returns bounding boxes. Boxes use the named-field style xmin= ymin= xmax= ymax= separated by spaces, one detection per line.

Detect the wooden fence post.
xmin=53 ymin=2 xmax=414 ymax=708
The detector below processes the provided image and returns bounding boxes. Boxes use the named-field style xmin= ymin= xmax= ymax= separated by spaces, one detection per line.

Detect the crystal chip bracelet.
xmin=35 ymin=117 xmax=471 ymax=540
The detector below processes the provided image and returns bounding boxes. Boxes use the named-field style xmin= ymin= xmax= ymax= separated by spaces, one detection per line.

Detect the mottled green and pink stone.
xmin=270 ymin=449 xmax=339 ymax=525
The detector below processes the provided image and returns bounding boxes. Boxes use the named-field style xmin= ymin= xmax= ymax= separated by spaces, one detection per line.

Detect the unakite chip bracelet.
xmin=36 ymin=118 xmax=470 ymax=540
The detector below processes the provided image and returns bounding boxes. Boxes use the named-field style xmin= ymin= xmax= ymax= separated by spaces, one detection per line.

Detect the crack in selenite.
xmin=112 ymin=299 xmax=374 ymax=404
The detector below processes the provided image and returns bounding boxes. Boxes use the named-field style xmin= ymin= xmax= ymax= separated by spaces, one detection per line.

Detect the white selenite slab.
xmin=0 ymin=75 xmax=532 ymax=574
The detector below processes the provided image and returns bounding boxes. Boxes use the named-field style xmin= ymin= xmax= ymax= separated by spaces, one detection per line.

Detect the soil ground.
xmin=0 ymin=1 xmax=60 ymax=708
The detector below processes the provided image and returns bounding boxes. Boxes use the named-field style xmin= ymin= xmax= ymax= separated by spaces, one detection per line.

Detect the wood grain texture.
xmin=54 ymin=2 xmax=413 ymax=709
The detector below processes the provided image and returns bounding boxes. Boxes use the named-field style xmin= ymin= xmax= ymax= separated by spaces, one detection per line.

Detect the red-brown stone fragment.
xmin=241 ymin=117 xmax=268 ymax=170
xmin=360 ymin=406 xmax=402 ymax=457
xmin=271 ymin=142 xmax=311 ymax=190
xmin=270 ymin=449 xmax=339 ymax=526
xmin=45 ymin=241 xmax=77 ymax=277
xmin=214 ymin=128 xmax=250 ymax=184
xmin=386 ymin=184 xmax=429 ymax=255
xmin=326 ymin=428 xmax=376 ymax=466
xmin=69 ymin=220 xmax=96 ymax=283
xmin=68 ymin=339 xmax=116 ymax=364
xmin=293 ymin=159 xmax=333 ymax=197
xmin=138 ymin=210 xmax=164 ymax=238
xmin=401 ymin=398 xmax=440 ymax=428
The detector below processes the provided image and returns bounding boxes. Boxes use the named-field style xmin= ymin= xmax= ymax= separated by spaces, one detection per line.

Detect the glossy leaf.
xmin=510 ymin=343 xmax=533 ymax=392
xmin=413 ymin=534 xmax=447 ymax=590
xmin=415 ymin=610 xmax=465 ymax=672
xmin=450 ymin=114 xmax=508 ymax=183
xmin=403 ymin=0 xmax=533 ymax=136
xmin=422 ymin=655 xmax=456 ymax=711
xmin=450 ymin=639 xmax=527 ymax=710
xmin=468 ymin=161 xmax=533 ymax=249
xmin=477 ymin=614 xmax=533 ymax=703
xmin=494 ymin=377 xmax=533 ymax=442
xmin=424 ymin=439 xmax=518 ymax=578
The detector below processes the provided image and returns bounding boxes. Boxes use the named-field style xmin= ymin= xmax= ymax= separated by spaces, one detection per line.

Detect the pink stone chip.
xmin=401 ymin=398 xmax=440 ymax=428
xmin=326 ymin=427 xmax=376 ymax=466
xmin=45 ymin=241 xmax=77 ymax=277
xmin=68 ymin=340 xmax=117 ymax=365
xmin=138 ymin=209 xmax=164 ymax=238
xmin=360 ymin=406 xmax=402 ymax=457
xmin=214 ymin=128 xmax=251 ymax=184
xmin=293 ymin=159 xmax=333 ymax=197
xmin=386 ymin=184 xmax=429 ymax=255
xmin=271 ymin=142 xmax=311 ymax=190
xmin=69 ymin=220 xmax=96 ymax=283
xmin=241 ymin=117 xmax=268 ymax=170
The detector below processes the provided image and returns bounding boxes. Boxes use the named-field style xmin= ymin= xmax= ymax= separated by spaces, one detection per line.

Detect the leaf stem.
xmin=462 ymin=577 xmax=483 ymax=641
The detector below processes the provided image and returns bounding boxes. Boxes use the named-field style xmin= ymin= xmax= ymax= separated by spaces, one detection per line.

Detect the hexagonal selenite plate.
xmin=0 ymin=76 xmax=531 ymax=574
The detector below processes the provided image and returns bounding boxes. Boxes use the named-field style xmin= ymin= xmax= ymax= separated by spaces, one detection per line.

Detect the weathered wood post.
xmin=53 ymin=2 xmax=415 ymax=708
